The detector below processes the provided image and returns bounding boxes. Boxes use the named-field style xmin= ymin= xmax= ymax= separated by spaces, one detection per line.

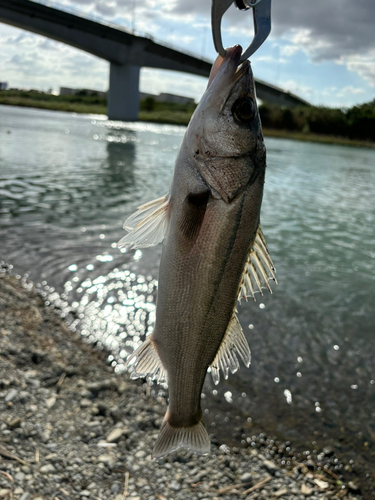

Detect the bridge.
xmin=0 ymin=0 xmax=310 ymax=120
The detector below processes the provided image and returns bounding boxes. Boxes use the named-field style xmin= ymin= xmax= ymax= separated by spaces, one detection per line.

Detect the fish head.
xmin=186 ymin=45 xmax=265 ymax=202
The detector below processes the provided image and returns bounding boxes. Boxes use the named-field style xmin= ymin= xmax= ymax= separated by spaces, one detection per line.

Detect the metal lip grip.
xmin=211 ymin=0 xmax=272 ymax=62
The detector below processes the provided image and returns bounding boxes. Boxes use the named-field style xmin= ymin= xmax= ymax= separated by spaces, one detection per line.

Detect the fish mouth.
xmin=234 ymin=59 xmax=250 ymax=82
xmin=207 ymin=45 xmax=246 ymax=88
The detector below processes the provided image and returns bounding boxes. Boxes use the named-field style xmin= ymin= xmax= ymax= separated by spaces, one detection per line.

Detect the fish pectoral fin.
xmin=152 ymin=416 xmax=210 ymax=459
xmin=209 ymin=315 xmax=251 ymax=385
xmin=126 ymin=336 xmax=168 ymax=387
xmin=238 ymin=224 xmax=277 ymax=302
xmin=117 ymin=194 xmax=171 ymax=250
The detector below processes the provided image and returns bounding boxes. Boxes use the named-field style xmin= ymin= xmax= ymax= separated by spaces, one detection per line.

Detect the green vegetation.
xmin=259 ymin=100 xmax=375 ymax=143
xmin=0 ymin=89 xmax=107 ymax=114
xmin=1 ymin=89 xmax=374 ymax=147
xmin=139 ymin=97 xmax=196 ymax=125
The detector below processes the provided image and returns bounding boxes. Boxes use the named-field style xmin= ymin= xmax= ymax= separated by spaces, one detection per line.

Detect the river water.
xmin=1 ymin=105 xmax=374 ymax=481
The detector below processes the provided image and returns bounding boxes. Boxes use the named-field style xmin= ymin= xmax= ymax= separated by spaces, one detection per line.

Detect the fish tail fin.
xmin=152 ymin=413 xmax=210 ymax=459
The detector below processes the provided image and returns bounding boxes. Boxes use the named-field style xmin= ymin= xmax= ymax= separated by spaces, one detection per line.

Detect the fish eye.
xmin=232 ymin=97 xmax=255 ymax=123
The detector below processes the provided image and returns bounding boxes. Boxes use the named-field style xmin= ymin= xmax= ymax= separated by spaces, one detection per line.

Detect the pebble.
xmin=97 ymin=454 xmax=113 ymax=464
xmin=240 ymin=472 xmax=252 ymax=483
xmin=106 ymin=428 xmax=123 ymax=443
xmin=0 ymin=491 xmax=11 ymax=499
xmin=19 ymin=494 xmax=30 ymax=500
xmin=46 ymin=396 xmax=56 ymax=409
xmin=274 ymin=487 xmax=288 ymax=497
xmin=301 ymin=484 xmax=313 ymax=495
xmin=80 ymin=398 xmax=92 ymax=408
xmin=263 ymin=459 xmax=279 ymax=474
xmin=348 ymin=480 xmax=361 ymax=492
xmin=14 ymin=472 xmax=25 ymax=481
xmin=4 ymin=388 xmax=18 ymax=402
xmin=170 ymin=480 xmax=181 ymax=491
xmin=134 ymin=450 xmax=147 ymax=458
xmin=40 ymin=464 xmax=56 ymax=474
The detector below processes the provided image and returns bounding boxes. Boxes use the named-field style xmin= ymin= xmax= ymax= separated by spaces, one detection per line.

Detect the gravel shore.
xmin=0 ymin=272 xmax=365 ymax=500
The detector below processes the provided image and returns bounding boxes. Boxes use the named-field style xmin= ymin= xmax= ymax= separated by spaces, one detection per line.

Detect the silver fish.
xmin=118 ymin=45 xmax=276 ymax=459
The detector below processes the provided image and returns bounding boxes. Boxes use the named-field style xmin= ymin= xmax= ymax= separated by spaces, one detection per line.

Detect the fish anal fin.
xmin=152 ymin=415 xmax=210 ymax=459
xmin=210 ymin=315 xmax=251 ymax=385
xmin=126 ymin=336 xmax=168 ymax=387
xmin=117 ymin=194 xmax=171 ymax=250
xmin=238 ymin=224 xmax=277 ymax=302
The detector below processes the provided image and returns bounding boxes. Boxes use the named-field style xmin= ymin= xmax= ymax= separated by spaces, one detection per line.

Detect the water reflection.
xmin=105 ymin=140 xmax=136 ymax=189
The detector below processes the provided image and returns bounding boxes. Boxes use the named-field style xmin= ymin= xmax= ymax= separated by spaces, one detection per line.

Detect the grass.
xmin=1 ymin=90 xmax=374 ymax=148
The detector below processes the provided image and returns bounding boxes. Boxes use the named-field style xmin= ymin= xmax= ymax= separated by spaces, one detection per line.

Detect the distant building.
xmin=0 ymin=82 xmax=8 ymax=90
xmin=60 ymin=87 xmax=106 ymax=98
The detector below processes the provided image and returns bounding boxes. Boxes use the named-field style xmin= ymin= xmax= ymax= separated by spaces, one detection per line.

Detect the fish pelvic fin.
xmin=238 ymin=224 xmax=277 ymax=302
xmin=152 ymin=414 xmax=210 ymax=459
xmin=210 ymin=314 xmax=251 ymax=385
xmin=126 ymin=336 xmax=168 ymax=387
xmin=117 ymin=194 xmax=171 ymax=250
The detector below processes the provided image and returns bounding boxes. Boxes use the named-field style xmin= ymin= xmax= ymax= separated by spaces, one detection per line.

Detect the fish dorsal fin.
xmin=126 ymin=336 xmax=168 ymax=387
xmin=117 ymin=194 xmax=171 ymax=250
xmin=209 ymin=315 xmax=251 ymax=385
xmin=238 ymin=225 xmax=277 ymax=302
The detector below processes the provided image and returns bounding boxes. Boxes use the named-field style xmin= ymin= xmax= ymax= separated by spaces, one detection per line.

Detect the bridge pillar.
xmin=107 ymin=63 xmax=140 ymax=121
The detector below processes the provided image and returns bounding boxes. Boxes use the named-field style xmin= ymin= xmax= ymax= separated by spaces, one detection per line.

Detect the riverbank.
xmin=0 ymin=268 xmax=366 ymax=500
xmin=1 ymin=97 xmax=374 ymax=149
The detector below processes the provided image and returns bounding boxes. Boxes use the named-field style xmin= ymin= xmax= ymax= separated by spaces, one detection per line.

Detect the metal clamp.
xmin=211 ymin=0 xmax=272 ymax=62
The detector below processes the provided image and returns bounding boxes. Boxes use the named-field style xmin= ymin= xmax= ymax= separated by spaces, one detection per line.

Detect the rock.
xmin=97 ymin=454 xmax=113 ymax=464
xmin=79 ymin=491 xmax=90 ymax=497
xmin=106 ymin=428 xmax=123 ymax=443
xmin=240 ymin=472 xmax=252 ymax=483
xmin=348 ymin=481 xmax=361 ymax=492
xmin=314 ymin=478 xmax=329 ymax=490
xmin=170 ymin=480 xmax=181 ymax=491
xmin=263 ymin=459 xmax=279 ymax=474
xmin=46 ymin=396 xmax=56 ymax=409
xmin=40 ymin=463 xmax=56 ymax=474
xmin=274 ymin=487 xmax=288 ymax=497
xmin=305 ymin=459 xmax=315 ymax=470
xmin=4 ymin=388 xmax=18 ymax=402
xmin=134 ymin=450 xmax=146 ymax=459
xmin=7 ymin=417 xmax=22 ymax=429
xmin=19 ymin=493 xmax=30 ymax=500
xmin=301 ymin=484 xmax=313 ymax=496
xmin=0 ymin=490 xmax=11 ymax=499
xmin=14 ymin=471 xmax=25 ymax=481
xmin=323 ymin=446 xmax=334 ymax=456
xmin=80 ymin=398 xmax=92 ymax=408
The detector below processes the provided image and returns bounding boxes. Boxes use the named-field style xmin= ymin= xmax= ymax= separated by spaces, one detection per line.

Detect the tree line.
xmin=259 ymin=99 xmax=375 ymax=142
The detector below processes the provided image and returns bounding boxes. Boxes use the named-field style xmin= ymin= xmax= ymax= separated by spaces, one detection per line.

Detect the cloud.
xmin=338 ymin=50 xmax=375 ymax=88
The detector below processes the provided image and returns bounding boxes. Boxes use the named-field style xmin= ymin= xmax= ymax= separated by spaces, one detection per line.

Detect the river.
xmin=1 ymin=105 xmax=374 ymax=484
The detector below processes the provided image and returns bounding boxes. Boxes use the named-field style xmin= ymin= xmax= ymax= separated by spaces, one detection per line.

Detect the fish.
xmin=118 ymin=45 xmax=276 ymax=459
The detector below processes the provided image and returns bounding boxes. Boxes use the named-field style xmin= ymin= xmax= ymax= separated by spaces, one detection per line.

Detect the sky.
xmin=0 ymin=0 xmax=374 ymax=108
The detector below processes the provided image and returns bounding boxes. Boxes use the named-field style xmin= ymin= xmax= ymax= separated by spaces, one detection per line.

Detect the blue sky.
xmin=0 ymin=0 xmax=374 ymax=107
